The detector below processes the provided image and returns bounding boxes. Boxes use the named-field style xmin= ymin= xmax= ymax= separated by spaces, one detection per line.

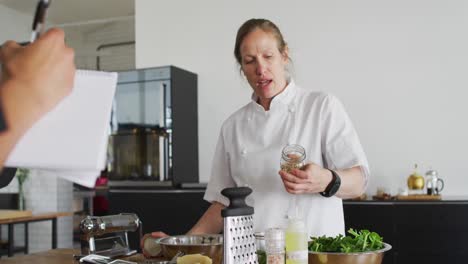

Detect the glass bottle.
xmin=265 ymin=228 xmax=285 ymax=264
xmin=285 ymin=217 xmax=308 ymax=264
xmin=280 ymin=144 xmax=306 ymax=173
xmin=280 ymin=144 xmax=308 ymax=263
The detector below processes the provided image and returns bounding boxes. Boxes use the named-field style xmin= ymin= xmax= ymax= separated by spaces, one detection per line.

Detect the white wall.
xmin=0 ymin=5 xmax=30 ymax=43
xmin=143 ymin=0 xmax=466 ymax=196
xmin=24 ymin=170 xmax=73 ymax=253
xmin=64 ymin=18 xmax=135 ymax=71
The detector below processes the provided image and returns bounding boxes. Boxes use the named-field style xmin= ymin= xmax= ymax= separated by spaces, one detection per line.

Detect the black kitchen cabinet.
xmin=108 ymin=190 xmax=468 ymax=262
xmin=344 ymin=199 xmax=468 ymax=264
xmin=108 ymin=189 xmax=210 ymax=251
xmin=343 ymin=203 xmax=394 ymax=264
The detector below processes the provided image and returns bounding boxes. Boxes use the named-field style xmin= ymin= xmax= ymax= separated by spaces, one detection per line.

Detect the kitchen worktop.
xmin=0 ymin=249 xmax=77 ymax=264
xmin=344 ymin=195 xmax=468 ymax=204
xmin=0 ymin=249 xmax=165 ymax=264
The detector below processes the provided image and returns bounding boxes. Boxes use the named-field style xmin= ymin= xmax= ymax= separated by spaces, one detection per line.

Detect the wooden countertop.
xmin=0 ymin=249 xmax=78 ymax=264
xmin=0 ymin=249 xmax=166 ymax=264
xmin=0 ymin=212 xmax=72 ymax=225
xmin=0 ymin=210 xmax=32 ymax=220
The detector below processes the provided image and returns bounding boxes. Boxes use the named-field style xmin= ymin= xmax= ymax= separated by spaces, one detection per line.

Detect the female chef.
xmin=146 ymin=18 xmax=369 ymax=242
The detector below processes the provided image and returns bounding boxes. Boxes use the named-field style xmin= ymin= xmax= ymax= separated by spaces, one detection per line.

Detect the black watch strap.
xmin=320 ymin=169 xmax=341 ymax=197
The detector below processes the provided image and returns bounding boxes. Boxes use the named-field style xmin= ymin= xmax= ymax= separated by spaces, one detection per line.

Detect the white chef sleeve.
xmin=203 ymin=129 xmax=235 ymax=206
xmin=320 ymin=94 xmax=370 ymax=189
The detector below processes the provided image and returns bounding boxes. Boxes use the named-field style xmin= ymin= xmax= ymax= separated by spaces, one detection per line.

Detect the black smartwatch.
xmin=320 ymin=169 xmax=341 ymax=197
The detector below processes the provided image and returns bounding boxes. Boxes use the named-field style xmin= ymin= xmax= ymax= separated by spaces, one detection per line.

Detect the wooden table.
xmin=0 ymin=249 xmax=78 ymax=264
xmin=0 ymin=212 xmax=72 ymax=257
xmin=0 ymin=248 xmax=165 ymax=263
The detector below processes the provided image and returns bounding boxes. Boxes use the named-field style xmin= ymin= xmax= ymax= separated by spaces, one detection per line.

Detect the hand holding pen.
xmin=30 ymin=0 xmax=51 ymax=42
xmin=0 ymin=0 xmax=75 ymax=138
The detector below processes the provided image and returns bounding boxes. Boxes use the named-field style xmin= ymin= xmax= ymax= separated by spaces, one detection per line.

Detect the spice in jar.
xmin=280 ymin=144 xmax=306 ymax=173
xmin=265 ymin=228 xmax=285 ymax=264
xmin=255 ymin=232 xmax=267 ymax=264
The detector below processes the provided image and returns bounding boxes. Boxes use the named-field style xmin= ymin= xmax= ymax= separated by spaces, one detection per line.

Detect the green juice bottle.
xmin=285 ymin=217 xmax=308 ymax=264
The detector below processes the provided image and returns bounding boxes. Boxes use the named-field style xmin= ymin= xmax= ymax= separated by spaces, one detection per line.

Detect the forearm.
xmin=187 ymin=202 xmax=225 ymax=235
xmin=334 ymin=166 xmax=366 ymax=199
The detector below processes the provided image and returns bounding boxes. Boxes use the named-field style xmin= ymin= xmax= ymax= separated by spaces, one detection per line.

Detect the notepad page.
xmin=42 ymin=169 xmax=101 ymax=188
xmin=5 ymin=70 xmax=117 ymax=173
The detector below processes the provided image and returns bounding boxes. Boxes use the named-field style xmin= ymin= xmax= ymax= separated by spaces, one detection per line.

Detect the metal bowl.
xmin=308 ymin=243 xmax=392 ymax=264
xmin=158 ymin=234 xmax=223 ymax=264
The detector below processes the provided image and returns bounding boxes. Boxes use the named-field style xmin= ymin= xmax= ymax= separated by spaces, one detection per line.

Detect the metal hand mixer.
xmin=221 ymin=187 xmax=258 ymax=264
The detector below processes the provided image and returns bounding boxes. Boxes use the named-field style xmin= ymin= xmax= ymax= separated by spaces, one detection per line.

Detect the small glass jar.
xmin=280 ymin=144 xmax=306 ymax=173
xmin=255 ymin=232 xmax=267 ymax=264
xmin=265 ymin=228 xmax=285 ymax=264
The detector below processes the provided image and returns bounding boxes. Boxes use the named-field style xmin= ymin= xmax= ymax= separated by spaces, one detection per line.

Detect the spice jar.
xmin=255 ymin=232 xmax=267 ymax=264
xmin=280 ymin=144 xmax=306 ymax=173
xmin=265 ymin=228 xmax=285 ymax=264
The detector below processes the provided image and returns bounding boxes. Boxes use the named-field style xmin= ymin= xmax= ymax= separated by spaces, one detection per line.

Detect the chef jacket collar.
xmin=250 ymin=79 xmax=297 ymax=112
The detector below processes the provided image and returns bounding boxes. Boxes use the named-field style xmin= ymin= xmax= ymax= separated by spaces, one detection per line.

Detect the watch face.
xmin=329 ymin=171 xmax=341 ymax=196
xmin=329 ymin=178 xmax=341 ymax=195
xmin=321 ymin=169 xmax=341 ymax=197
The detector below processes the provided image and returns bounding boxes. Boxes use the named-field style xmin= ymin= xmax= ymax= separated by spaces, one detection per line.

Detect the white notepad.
xmin=5 ymin=70 xmax=117 ymax=187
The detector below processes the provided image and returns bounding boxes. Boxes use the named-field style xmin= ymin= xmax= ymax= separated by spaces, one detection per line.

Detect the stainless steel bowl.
xmin=158 ymin=234 xmax=223 ymax=264
xmin=308 ymin=243 xmax=392 ymax=264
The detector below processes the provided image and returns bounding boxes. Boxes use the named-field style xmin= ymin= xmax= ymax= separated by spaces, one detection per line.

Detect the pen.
xmin=30 ymin=0 xmax=51 ymax=42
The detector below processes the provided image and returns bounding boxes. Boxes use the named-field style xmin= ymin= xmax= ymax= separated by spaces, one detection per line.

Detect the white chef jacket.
xmin=204 ymin=80 xmax=369 ymax=237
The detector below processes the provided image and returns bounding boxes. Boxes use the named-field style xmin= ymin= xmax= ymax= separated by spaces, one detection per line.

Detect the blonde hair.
xmin=234 ymin=18 xmax=290 ymax=65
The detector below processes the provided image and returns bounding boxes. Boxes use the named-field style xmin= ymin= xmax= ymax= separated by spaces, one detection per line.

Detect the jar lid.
xmin=254 ymin=232 xmax=265 ymax=239
xmin=425 ymin=170 xmax=438 ymax=177
xmin=265 ymin=228 xmax=285 ymax=251
xmin=265 ymin=228 xmax=284 ymax=241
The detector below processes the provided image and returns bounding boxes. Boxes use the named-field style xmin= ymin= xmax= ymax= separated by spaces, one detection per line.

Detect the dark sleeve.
xmin=0 ymin=102 xmax=6 ymax=132
xmin=0 ymin=103 xmax=16 ymax=189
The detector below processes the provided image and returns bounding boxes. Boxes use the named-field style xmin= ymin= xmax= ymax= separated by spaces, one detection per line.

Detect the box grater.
xmin=221 ymin=187 xmax=258 ymax=264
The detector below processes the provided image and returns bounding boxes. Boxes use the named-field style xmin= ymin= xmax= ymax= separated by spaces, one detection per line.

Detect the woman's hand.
xmin=140 ymin=231 xmax=169 ymax=258
xmin=279 ymin=162 xmax=332 ymax=194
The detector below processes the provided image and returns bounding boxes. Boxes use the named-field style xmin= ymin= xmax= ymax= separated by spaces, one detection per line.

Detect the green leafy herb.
xmin=308 ymin=228 xmax=384 ymax=253
xmin=256 ymin=250 xmax=266 ymax=264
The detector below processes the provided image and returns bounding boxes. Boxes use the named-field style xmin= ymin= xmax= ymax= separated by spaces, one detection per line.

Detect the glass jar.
xmin=255 ymin=232 xmax=266 ymax=264
xmin=425 ymin=169 xmax=444 ymax=195
xmin=265 ymin=228 xmax=285 ymax=264
xmin=280 ymin=144 xmax=306 ymax=173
